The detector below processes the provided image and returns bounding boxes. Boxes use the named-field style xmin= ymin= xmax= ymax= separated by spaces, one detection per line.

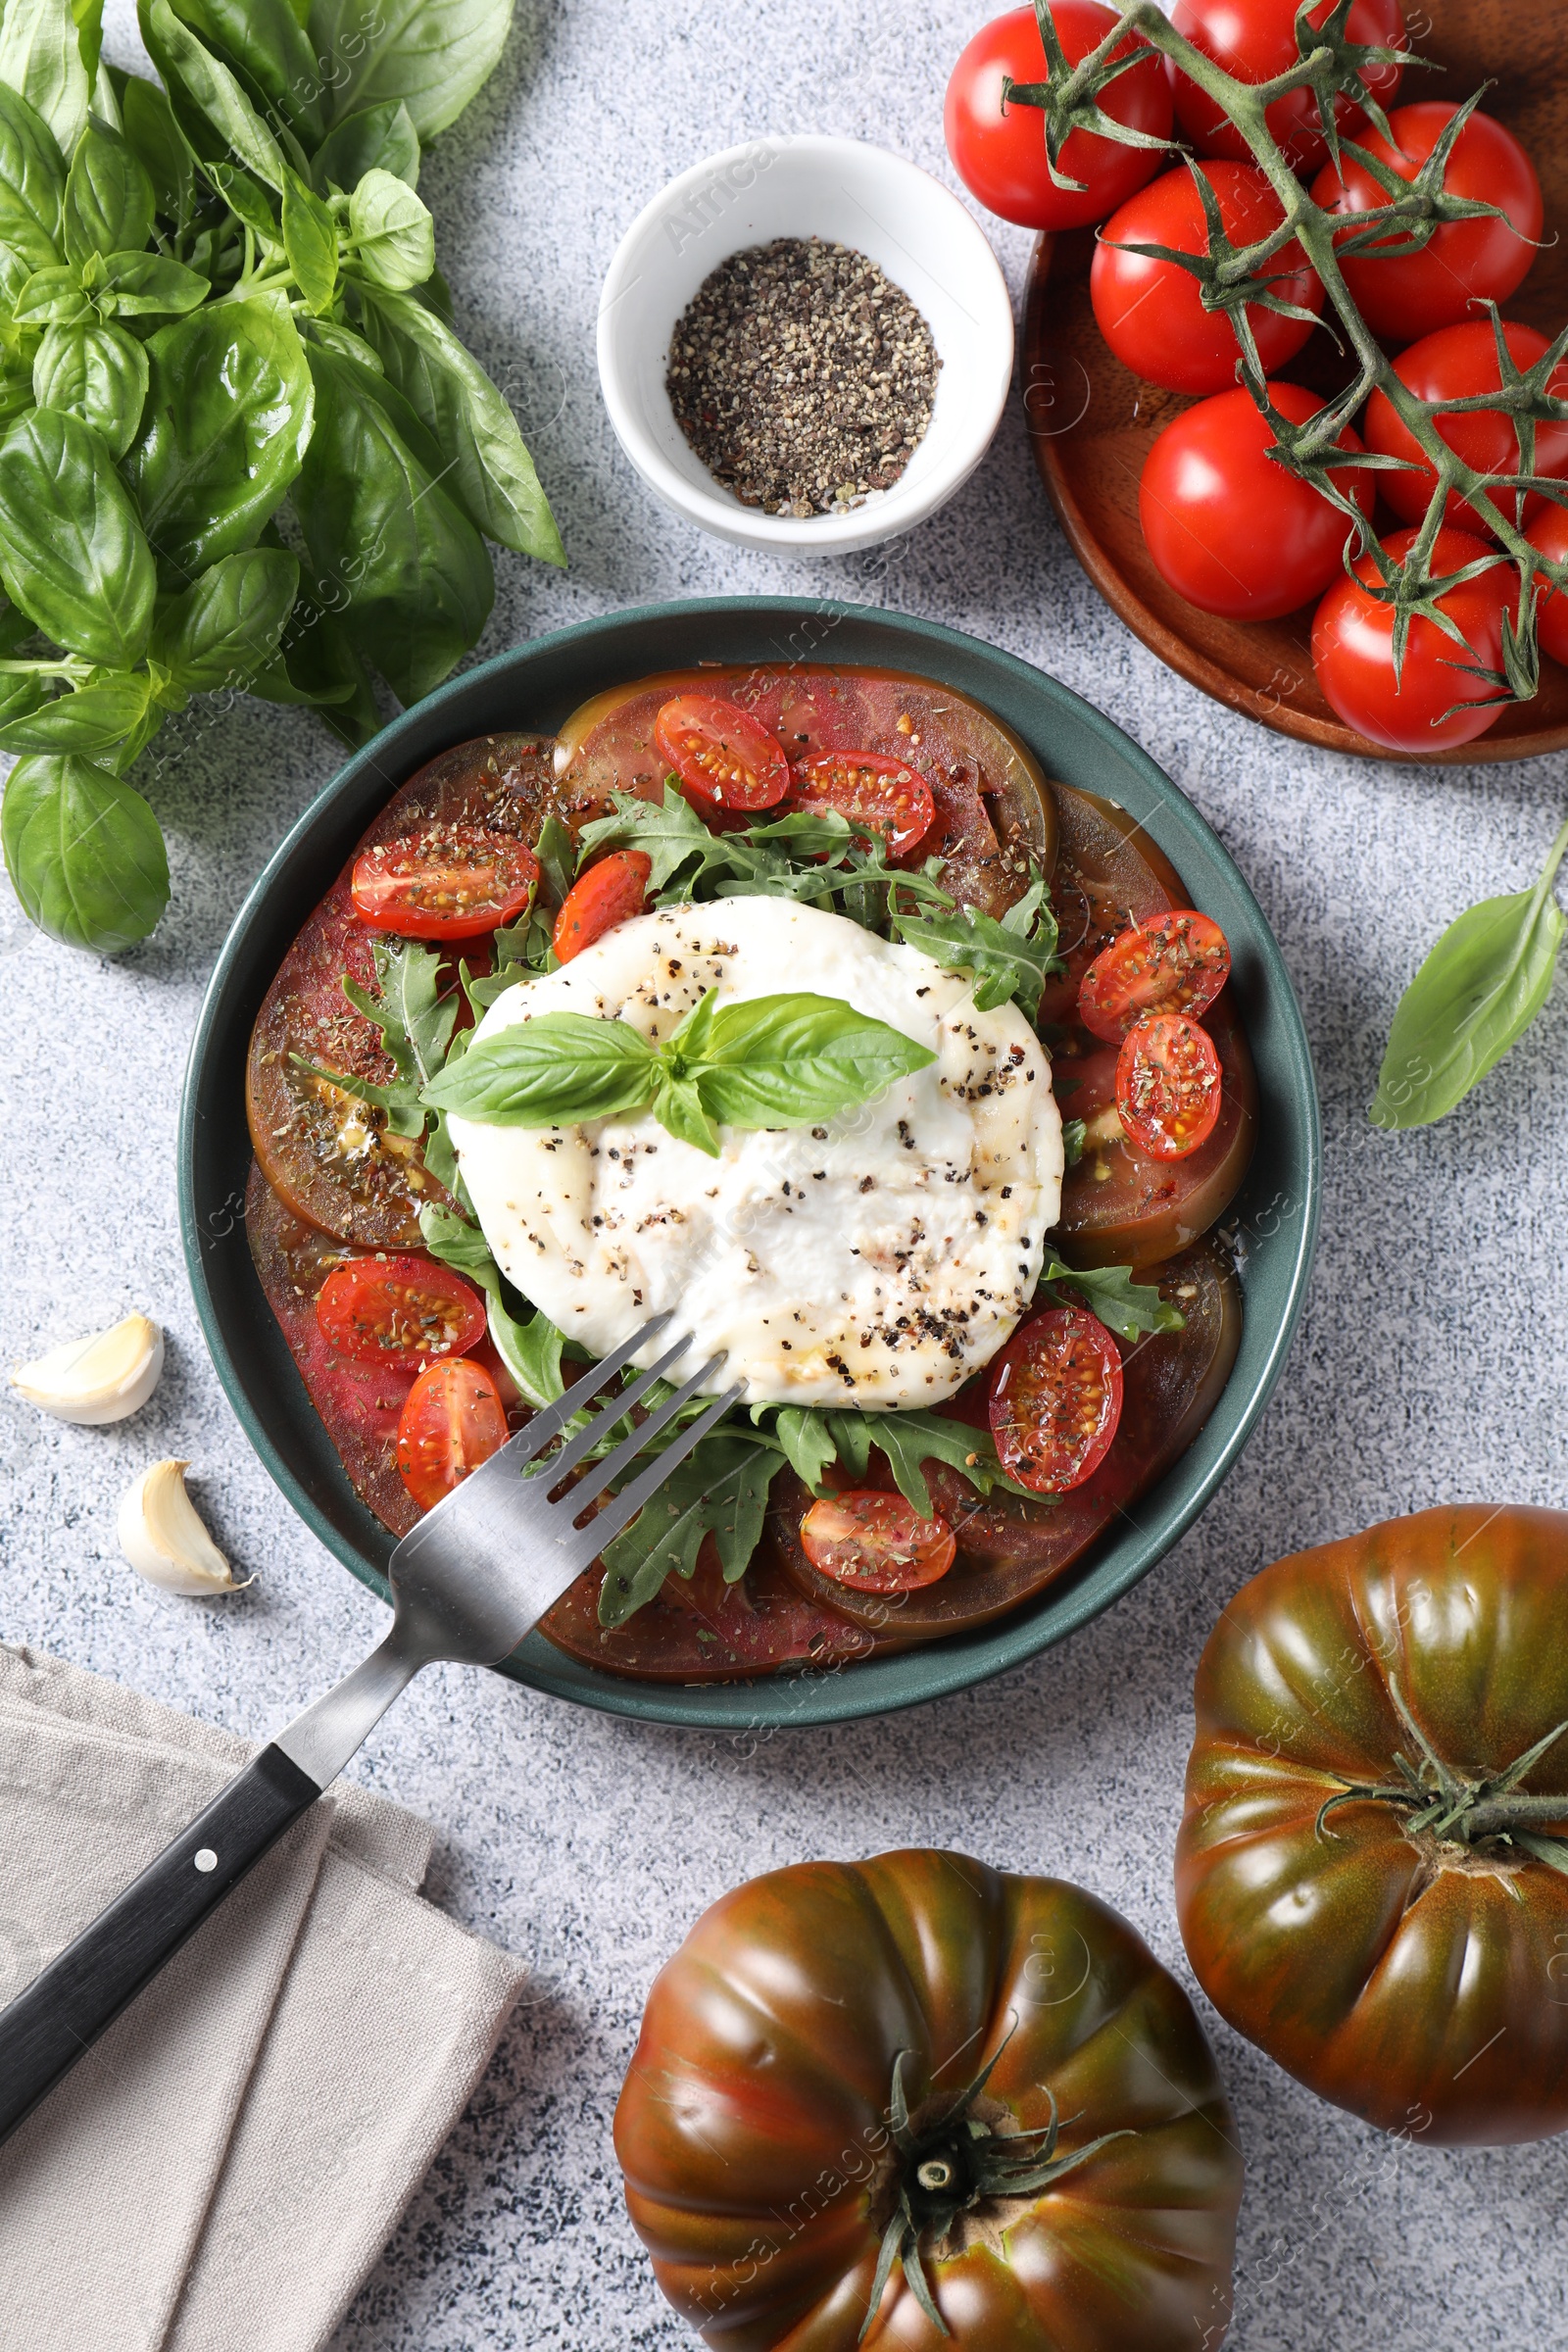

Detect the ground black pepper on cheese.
xmin=665 ymin=237 xmax=941 ymax=516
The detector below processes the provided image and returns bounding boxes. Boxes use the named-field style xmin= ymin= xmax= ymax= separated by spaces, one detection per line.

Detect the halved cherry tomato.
xmin=1079 ymin=909 xmax=1231 ymax=1043
xmin=799 ymin=1492 xmax=956 ymax=1592
xmin=553 ymin=850 xmax=653 ymax=962
xmin=352 ymin=827 xmax=539 ymax=940
xmin=316 ymin=1254 xmax=486 ymax=1372
xmin=652 ymin=695 xmax=790 ymax=810
xmin=1116 ymin=1012 xmax=1223 ymax=1159
xmin=988 ymin=1303 xmax=1124 ymax=1494
xmin=788 ymin=751 xmax=935 ymax=855
xmin=395 ymin=1357 xmax=508 ymax=1510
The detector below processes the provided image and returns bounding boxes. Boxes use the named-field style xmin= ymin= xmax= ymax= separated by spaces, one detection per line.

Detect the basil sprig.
xmin=1372 ymin=814 xmax=1568 ymax=1130
xmin=423 ymin=988 xmax=938 ymax=1157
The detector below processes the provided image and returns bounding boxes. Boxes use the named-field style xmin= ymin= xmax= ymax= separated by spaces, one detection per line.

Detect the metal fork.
xmin=0 ymin=1316 xmax=740 ymax=2146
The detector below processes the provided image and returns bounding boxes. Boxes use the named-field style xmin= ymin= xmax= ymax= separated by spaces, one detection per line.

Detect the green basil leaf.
xmin=63 ymin=116 xmax=155 ymax=260
xmin=893 ymin=880 xmax=1059 ymax=1013
xmin=31 ymin=320 xmax=147 ymax=453
xmin=0 ymin=0 xmax=90 ymax=166
xmin=1371 ymin=817 xmax=1568 ymax=1129
xmin=0 ymin=668 xmax=45 ymax=726
xmin=201 ymin=155 xmax=277 ymax=237
xmin=313 ymin=0 xmax=513 ymax=142
xmin=650 ymin=1068 xmax=720 ymax=1157
xmin=74 ymin=0 xmax=105 ymax=91
xmin=677 ymin=991 xmax=937 ymax=1129
xmin=0 ymin=82 xmax=66 ymax=267
xmin=280 ymin=165 xmax=337 ymax=315
xmin=295 ymin=340 xmax=491 ymax=702
xmin=310 ymin=98 xmax=418 ymax=195
xmin=346 ymin=166 xmax=432 ymax=290
xmin=301 ymin=315 xmax=380 ymax=370
xmin=13 ymin=262 xmax=89 ymax=324
xmin=1039 ymin=1255 xmax=1183 ymax=1341
xmin=166 ymin=0 xmax=325 ymax=148
xmin=0 ymin=359 xmax=33 ymax=427
xmin=1 ymin=749 xmax=168 ymax=949
xmin=119 ymin=74 xmax=195 ymax=231
xmin=148 ymin=544 xmax=298 ymax=687
xmin=96 ymin=248 xmax=209 ymax=316
xmin=358 ymin=283 xmax=563 ymax=564
xmin=123 ymin=296 xmax=314 ymax=585
xmin=141 ymin=0 xmax=286 ymax=189
xmin=423 ymin=1007 xmax=656 ymax=1125
xmin=0 ymin=405 xmax=154 ymax=661
xmin=251 ymin=562 xmax=380 ymax=746
xmin=599 ymin=1430 xmax=780 ymax=1624
xmin=0 ymin=671 xmax=151 ymax=752
xmin=1061 ymin=1115 xmax=1086 ymax=1166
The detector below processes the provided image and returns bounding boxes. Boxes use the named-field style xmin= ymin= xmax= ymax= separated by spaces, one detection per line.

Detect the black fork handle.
xmin=0 ymin=1743 xmax=321 ymax=2146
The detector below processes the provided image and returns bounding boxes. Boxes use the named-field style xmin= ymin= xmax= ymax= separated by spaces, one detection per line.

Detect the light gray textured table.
xmin=4 ymin=4 xmax=1566 ymax=2346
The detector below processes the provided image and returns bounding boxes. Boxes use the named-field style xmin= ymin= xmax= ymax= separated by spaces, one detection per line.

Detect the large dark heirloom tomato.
xmin=614 ymin=1851 xmax=1243 ymax=2349
xmin=1177 ymin=1507 xmax=1568 ymax=2145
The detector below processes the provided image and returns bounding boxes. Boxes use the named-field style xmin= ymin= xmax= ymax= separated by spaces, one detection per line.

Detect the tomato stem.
xmin=1316 ymin=1678 xmax=1568 ymax=1866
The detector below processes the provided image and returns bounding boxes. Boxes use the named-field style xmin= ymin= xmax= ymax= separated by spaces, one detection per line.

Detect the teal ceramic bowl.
xmin=181 ymin=599 xmax=1320 ymax=1730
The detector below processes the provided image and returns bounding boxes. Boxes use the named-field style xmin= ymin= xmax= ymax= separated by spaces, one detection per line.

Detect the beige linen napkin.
xmin=0 ymin=1645 xmax=529 ymax=2352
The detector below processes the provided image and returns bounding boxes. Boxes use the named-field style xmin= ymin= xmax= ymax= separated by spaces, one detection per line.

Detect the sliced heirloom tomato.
xmin=351 ymin=826 xmax=539 ymax=940
xmin=787 ymin=750 xmax=935 ymax=855
xmin=553 ymin=850 xmax=652 ymax=962
xmin=316 ymin=1254 xmax=486 ymax=1371
xmin=989 ymin=1302 xmax=1124 ymax=1494
xmin=1116 ymin=1011 xmax=1223 ymax=1159
xmin=652 ymin=694 xmax=790 ymax=809
xmin=799 ymin=1491 xmax=956 ymax=1591
xmin=1079 ymin=908 xmax=1231 ymax=1040
xmin=396 ymin=1356 xmax=509 ymax=1510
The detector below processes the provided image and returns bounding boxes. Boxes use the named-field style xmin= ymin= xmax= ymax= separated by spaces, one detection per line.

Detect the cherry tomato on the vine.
xmin=553 ymin=850 xmax=653 ymax=962
xmin=1363 ymin=320 xmax=1568 ymax=538
xmin=351 ymin=827 xmax=539 ymax=941
xmin=1139 ymin=381 xmax=1374 ymax=620
xmin=396 ymin=1357 xmax=508 ymax=1510
xmin=1311 ymin=102 xmax=1544 ymax=345
xmin=1080 ymin=909 xmax=1232 ymax=1042
xmin=1311 ymin=523 xmax=1513 ymax=753
xmin=1171 ymin=0 xmax=1405 ymax=173
xmin=316 ymin=1255 xmax=486 ymax=1372
xmin=1116 ymin=1012 xmax=1224 ymax=1159
xmin=653 ymin=695 xmax=790 ymax=810
xmin=1092 ymin=162 xmax=1324 ymax=396
xmin=799 ymin=1492 xmax=957 ymax=1592
xmin=989 ymin=1302 xmax=1124 ymax=1494
xmin=787 ymin=750 xmax=935 ymax=855
xmin=1526 ymin=500 xmax=1568 ymax=668
xmin=944 ymin=0 xmax=1173 ymax=231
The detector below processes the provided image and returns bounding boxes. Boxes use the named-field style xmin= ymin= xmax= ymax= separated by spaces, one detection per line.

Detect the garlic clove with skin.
xmin=118 ymin=1460 xmax=253 ymax=1595
xmin=13 ymin=1313 xmax=165 ymax=1425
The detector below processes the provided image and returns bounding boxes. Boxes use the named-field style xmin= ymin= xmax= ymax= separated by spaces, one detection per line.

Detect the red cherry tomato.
xmin=1311 ymin=103 xmax=1544 ymax=345
xmin=1171 ymin=0 xmax=1404 ymax=174
xmin=351 ymin=827 xmax=539 ymax=941
xmin=787 ymin=751 xmax=935 ymax=856
xmin=1311 ymin=522 xmax=1513 ymax=752
xmin=1115 ymin=1012 xmax=1223 ymax=1159
xmin=553 ymin=850 xmax=653 ymax=962
xmin=944 ymin=1 xmax=1173 ymax=232
xmin=316 ymin=1255 xmax=487 ymax=1372
xmin=653 ymin=695 xmax=790 ymax=810
xmin=1363 ymin=320 xmax=1568 ymax=539
xmin=988 ymin=1303 xmax=1124 ymax=1494
xmin=1092 ymin=163 xmax=1324 ymax=396
xmin=1526 ymin=501 xmax=1568 ymax=667
xmin=1139 ymin=382 xmax=1374 ymax=620
xmin=395 ymin=1356 xmax=508 ymax=1510
xmin=1079 ymin=909 xmax=1232 ymax=1042
xmin=799 ymin=1492 xmax=956 ymax=1592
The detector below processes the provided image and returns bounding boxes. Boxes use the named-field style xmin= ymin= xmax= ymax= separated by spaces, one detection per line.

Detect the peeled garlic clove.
xmin=13 ymin=1313 xmax=165 ymax=1426
xmin=118 ymin=1459 xmax=252 ymax=1595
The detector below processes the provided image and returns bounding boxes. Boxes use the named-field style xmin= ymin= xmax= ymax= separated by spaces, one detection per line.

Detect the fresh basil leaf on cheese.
xmin=674 ymin=990 xmax=937 ymax=1129
xmin=423 ymin=1007 xmax=658 ymax=1124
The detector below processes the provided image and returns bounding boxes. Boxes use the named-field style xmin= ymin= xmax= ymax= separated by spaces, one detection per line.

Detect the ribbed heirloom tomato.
xmin=615 ymin=1850 xmax=1243 ymax=2349
xmin=1311 ymin=523 xmax=1511 ymax=752
xmin=1171 ymin=0 xmax=1405 ymax=173
xmin=1178 ymin=1507 xmax=1568 ymax=2143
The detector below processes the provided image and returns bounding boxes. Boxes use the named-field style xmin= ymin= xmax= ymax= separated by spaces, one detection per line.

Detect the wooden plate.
xmin=1023 ymin=0 xmax=1568 ymax=761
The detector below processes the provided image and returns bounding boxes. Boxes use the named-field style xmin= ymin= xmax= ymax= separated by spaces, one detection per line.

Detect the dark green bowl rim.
xmin=179 ymin=597 xmax=1321 ymax=1731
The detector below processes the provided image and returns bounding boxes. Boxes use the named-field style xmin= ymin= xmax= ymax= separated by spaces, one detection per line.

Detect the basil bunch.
xmin=0 ymin=0 xmax=561 ymax=954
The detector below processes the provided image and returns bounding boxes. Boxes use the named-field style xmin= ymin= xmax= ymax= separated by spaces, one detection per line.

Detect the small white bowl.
xmin=597 ymin=134 xmax=1015 ymax=558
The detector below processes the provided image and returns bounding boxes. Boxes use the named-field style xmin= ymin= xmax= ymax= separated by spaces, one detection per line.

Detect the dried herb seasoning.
xmin=665 ymin=238 xmax=942 ymax=517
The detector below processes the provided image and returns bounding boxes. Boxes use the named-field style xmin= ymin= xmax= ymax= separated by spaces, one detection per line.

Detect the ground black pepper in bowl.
xmin=665 ymin=237 xmax=942 ymax=518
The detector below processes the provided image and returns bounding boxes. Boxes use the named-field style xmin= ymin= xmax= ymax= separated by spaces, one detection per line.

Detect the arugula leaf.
xmin=769 ymin=1403 xmax=840 ymax=1493
xmin=598 ymin=1431 xmax=783 ymax=1626
xmin=753 ymin=1401 xmax=1033 ymax=1518
xmin=1038 ymin=1255 xmax=1184 ymax=1342
xmin=1371 ymin=814 xmax=1568 ymax=1130
xmin=893 ymin=869 xmax=1060 ymax=1012
xmin=1061 ymin=1117 xmax=1086 ymax=1167
xmin=575 ymin=783 xmax=715 ymax=892
xmin=418 ymin=1200 xmax=564 ymax=1408
xmin=533 ymin=811 xmax=574 ymax=908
